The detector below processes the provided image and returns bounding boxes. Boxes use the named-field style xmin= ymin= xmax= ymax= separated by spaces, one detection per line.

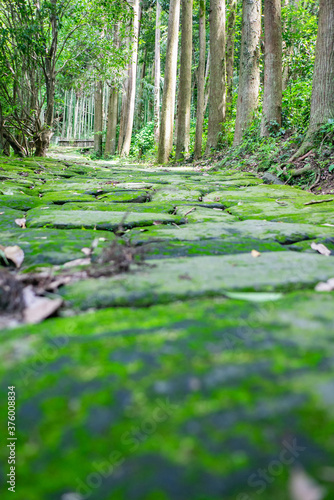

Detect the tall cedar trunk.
xmin=175 ymin=0 xmax=193 ymax=160
xmin=290 ymin=0 xmax=334 ymax=159
xmin=154 ymin=1 xmax=162 ymax=143
xmin=94 ymin=81 xmax=103 ymax=155
xmin=233 ymin=0 xmax=261 ymax=145
xmin=120 ymin=0 xmax=140 ymax=157
xmin=261 ymin=0 xmax=282 ymax=136
xmin=206 ymin=0 xmax=226 ymax=151
xmin=105 ymin=87 xmax=118 ymax=156
xmin=226 ymin=0 xmax=237 ymax=117
xmin=157 ymin=0 xmax=181 ymax=163
xmin=194 ymin=0 xmax=206 ymax=158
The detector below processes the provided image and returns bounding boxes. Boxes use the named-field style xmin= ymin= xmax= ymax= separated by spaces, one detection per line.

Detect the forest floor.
xmin=1 ymin=150 xmax=334 ymax=500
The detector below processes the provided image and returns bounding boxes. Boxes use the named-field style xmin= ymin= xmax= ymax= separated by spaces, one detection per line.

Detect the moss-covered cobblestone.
xmin=0 ymin=154 xmax=334 ymax=500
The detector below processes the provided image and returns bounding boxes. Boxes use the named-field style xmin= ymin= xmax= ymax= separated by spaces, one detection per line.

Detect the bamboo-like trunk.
xmin=194 ymin=0 xmax=206 ymax=158
xmin=226 ymin=0 xmax=237 ymax=117
xmin=94 ymin=81 xmax=103 ymax=155
xmin=157 ymin=0 xmax=181 ymax=163
xmin=105 ymin=87 xmax=118 ymax=156
xmin=154 ymin=1 xmax=162 ymax=143
xmin=206 ymin=0 xmax=226 ymax=151
xmin=175 ymin=0 xmax=193 ymax=160
xmin=120 ymin=0 xmax=140 ymax=157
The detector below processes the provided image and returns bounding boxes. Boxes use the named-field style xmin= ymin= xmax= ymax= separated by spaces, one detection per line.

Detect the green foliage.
xmin=130 ymin=121 xmax=155 ymax=158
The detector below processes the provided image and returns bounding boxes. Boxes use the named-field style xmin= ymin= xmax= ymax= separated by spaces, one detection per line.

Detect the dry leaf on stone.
xmin=81 ymin=247 xmax=92 ymax=256
xmin=311 ymin=242 xmax=331 ymax=256
xmin=315 ymin=277 xmax=334 ymax=292
xmin=23 ymin=287 xmax=62 ymax=324
xmin=251 ymin=249 xmax=261 ymax=258
xmin=63 ymin=258 xmax=91 ymax=268
xmin=15 ymin=218 xmax=26 ymax=229
xmin=289 ymin=467 xmax=326 ymax=500
xmin=0 ymin=245 xmax=24 ymax=268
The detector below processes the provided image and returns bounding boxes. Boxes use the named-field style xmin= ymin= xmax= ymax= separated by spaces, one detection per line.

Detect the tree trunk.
xmin=120 ymin=0 xmax=140 ymax=157
xmin=261 ymin=0 xmax=282 ymax=136
xmin=94 ymin=81 xmax=103 ymax=156
xmin=154 ymin=1 xmax=162 ymax=144
xmin=105 ymin=87 xmax=118 ymax=156
xmin=175 ymin=0 xmax=193 ymax=160
xmin=226 ymin=0 xmax=237 ymax=117
xmin=206 ymin=0 xmax=226 ymax=151
xmin=289 ymin=0 xmax=334 ymax=160
xmin=136 ymin=48 xmax=147 ymax=129
xmin=204 ymin=48 xmax=210 ymax=114
xmin=157 ymin=0 xmax=181 ymax=163
xmin=194 ymin=0 xmax=206 ymax=158
xmin=233 ymin=0 xmax=261 ymax=146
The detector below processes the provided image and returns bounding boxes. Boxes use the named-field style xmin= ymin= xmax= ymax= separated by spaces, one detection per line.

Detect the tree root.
xmin=289 ymin=164 xmax=315 ymax=177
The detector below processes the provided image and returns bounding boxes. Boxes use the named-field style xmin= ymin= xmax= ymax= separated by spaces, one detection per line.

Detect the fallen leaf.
xmin=63 ymin=258 xmax=91 ymax=268
xmin=0 ymin=245 xmax=25 ymax=268
xmin=251 ymin=249 xmax=261 ymax=258
xmin=223 ymin=291 xmax=283 ymax=302
xmin=289 ymin=467 xmax=326 ymax=500
xmin=311 ymin=242 xmax=331 ymax=256
xmin=23 ymin=287 xmax=62 ymax=324
xmin=81 ymin=247 xmax=92 ymax=256
xmin=15 ymin=218 xmax=26 ymax=229
xmin=315 ymin=277 xmax=334 ymax=292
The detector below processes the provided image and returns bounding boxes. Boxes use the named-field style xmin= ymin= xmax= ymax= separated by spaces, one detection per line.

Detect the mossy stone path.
xmin=1 ymin=155 xmax=334 ymax=500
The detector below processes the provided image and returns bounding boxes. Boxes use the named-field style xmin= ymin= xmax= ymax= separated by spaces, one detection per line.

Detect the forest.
xmin=0 ymin=0 xmax=333 ymax=178
xmin=1 ymin=1 xmax=334 ymax=500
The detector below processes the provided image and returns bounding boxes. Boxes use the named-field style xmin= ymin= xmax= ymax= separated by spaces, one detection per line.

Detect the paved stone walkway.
xmin=1 ymin=155 xmax=334 ymax=500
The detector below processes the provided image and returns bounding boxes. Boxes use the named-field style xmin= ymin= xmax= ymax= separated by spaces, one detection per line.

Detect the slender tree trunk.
xmin=206 ymin=0 xmax=226 ymax=151
xmin=226 ymin=0 xmax=237 ymax=117
xmin=194 ymin=0 xmax=206 ymax=158
xmin=136 ymin=48 xmax=147 ymax=128
xmin=120 ymin=0 xmax=140 ymax=157
xmin=154 ymin=1 xmax=162 ymax=143
xmin=117 ymin=79 xmax=128 ymax=153
xmin=204 ymin=48 xmax=210 ymax=113
xmin=261 ymin=0 xmax=282 ymax=136
xmin=175 ymin=0 xmax=193 ymax=160
xmin=35 ymin=0 xmax=58 ymax=156
xmin=157 ymin=0 xmax=181 ymax=163
xmin=105 ymin=87 xmax=118 ymax=156
xmin=233 ymin=0 xmax=261 ymax=145
xmin=290 ymin=0 xmax=334 ymax=160
xmin=94 ymin=81 xmax=103 ymax=155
